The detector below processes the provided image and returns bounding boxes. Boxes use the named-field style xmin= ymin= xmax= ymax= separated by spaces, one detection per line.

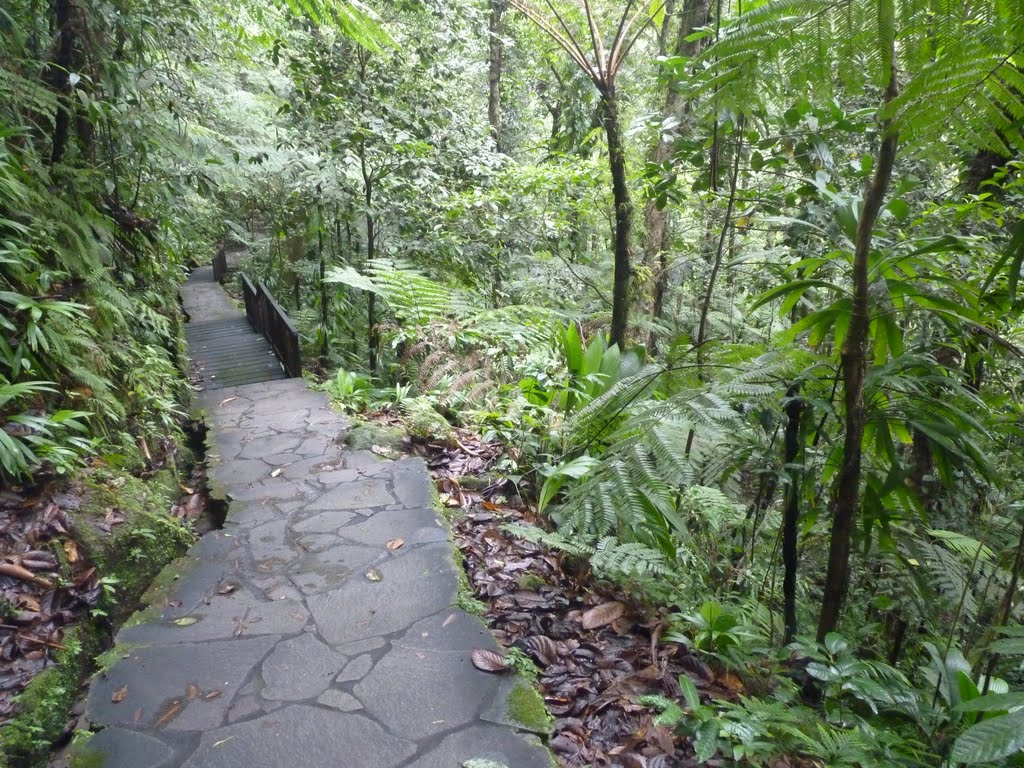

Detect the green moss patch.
xmin=1 ymin=467 xmax=194 ymax=767
xmin=344 ymin=420 xmax=407 ymax=452
xmin=402 ymin=397 xmax=455 ymax=442
xmin=0 ymin=625 xmax=102 ymax=767
xmin=505 ymin=682 xmax=553 ymax=736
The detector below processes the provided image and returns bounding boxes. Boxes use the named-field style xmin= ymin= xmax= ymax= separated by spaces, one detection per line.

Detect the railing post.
xmin=212 ymin=249 xmax=227 ymax=283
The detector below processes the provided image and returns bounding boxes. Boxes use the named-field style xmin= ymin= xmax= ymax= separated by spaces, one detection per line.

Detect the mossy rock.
xmin=402 ymin=397 xmax=455 ymax=443
xmin=0 ymin=469 xmax=193 ymax=767
xmin=505 ymin=682 xmax=553 ymax=735
xmin=344 ymin=420 xmax=406 ymax=452
xmin=71 ymin=469 xmax=194 ymax=614
xmin=0 ymin=624 xmax=103 ymax=767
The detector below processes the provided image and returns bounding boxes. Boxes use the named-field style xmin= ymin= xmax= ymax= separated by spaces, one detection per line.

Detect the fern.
xmin=697 ymin=0 xmax=1024 ymax=157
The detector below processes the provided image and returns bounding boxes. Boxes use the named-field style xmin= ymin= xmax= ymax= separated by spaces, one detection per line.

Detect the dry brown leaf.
xmin=385 ymin=538 xmax=404 ymax=551
xmin=186 ymin=683 xmax=200 ymax=701
xmin=153 ymin=699 xmax=183 ymax=729
xmin=365 ymin=568 xmax=383 ymax=582
xmin=471 ymin=648 xmax=508 ymax=673
xmin=581 ymin=601 xmax=626 ymax=630
xmin=270 ymin=468 xmax=283 ymax=478
xmin=0 ymin=562 xmax=53 ymax=588
xmin=218 ymin=397 xmax=237 ymax=407
xmin=204 ymin=689 xmax=223 ymax=700
xmin=216 ymin=584 xmax=237 ymax=595
xmin=523 ymin=635 xmax=559 ymax=666
xmin=111 ymin=685 xmax=128 ymax=703
xmin=63 ymin=540 xmax=79 ymax=563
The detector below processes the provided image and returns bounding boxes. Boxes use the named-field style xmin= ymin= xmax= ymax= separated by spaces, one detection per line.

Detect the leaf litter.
xmin=404 ymin=419 xmax=742 ymax=766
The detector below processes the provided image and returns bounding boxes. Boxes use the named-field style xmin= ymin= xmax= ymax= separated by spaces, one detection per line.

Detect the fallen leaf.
xmin=218 ymin=397 xmax=237 ymax=407
xmin=213 ymin=736 xmax=236 ymax=748
xmin=173 ymin=617 xmax=199 ymax=626
xmin=216 ymin=584 xmax=237 ymax=595
xmin=365 ymin=568 xmax=383 ymax=582
xmin=270 ymin=468 xmax=283 ymax=478
xmin=471 ymin=648 xmax=508 ymax=673
xmin=204 ymin=689 xmax=222 ymax=700
xmin=385 ymin=538 xmax=404 ymax=551
xmin=111 ymin=685 xmax=128 ymax=703
xmin=523 ymin=635 xmax=559 ymax=666
xmin=370 ymin=444 xmax=393 ymax=456
xmin=63 ymin=540 xmax=79 ymax=563
xmin=186 ymin=683 xmax=200 ymax=701
xmin=153 ymin=699 xmax=183 ymax=729
xmin=581 ymin=601 xmax=626 ymax=630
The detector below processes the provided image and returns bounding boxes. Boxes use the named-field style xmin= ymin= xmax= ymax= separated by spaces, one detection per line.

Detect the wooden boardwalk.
xmin=182 ymin=267 xmax=286 ymax=390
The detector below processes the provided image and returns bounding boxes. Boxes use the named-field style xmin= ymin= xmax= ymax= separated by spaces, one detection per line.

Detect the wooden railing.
xmin=212 ymin=249 xmax=228 ymax=283
xmin=240 ymin=272 xmax=301 ymax=378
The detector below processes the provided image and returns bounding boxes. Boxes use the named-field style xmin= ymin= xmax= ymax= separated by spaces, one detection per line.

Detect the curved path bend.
xmin=78 ymin=272 xmax=550 ymax=768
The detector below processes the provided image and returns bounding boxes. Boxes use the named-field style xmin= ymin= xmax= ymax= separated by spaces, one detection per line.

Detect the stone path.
xmin=76 ymin=278 xmax=551 ymax=767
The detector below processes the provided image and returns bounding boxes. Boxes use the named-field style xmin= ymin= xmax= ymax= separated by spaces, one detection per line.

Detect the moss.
xmin=93 ymin=643 xmax=143 ymax=674
xmin=71 ymin=468 xmax=194 ymax=619
xmin=344 ymin=420 xmax=406 ymax=452
xmin=141 ymin=554 xmax=196 ymax=605
xmin=505 ymin=681 xmax=553 ymax=736
xmin=402 ymin=397 xmax=455 ymax=442
xmin=516 ymin=574 xmax=548 ymax=591
xmin=0 ymin=624 xmax=103 ymax=767
xmin=69 ymin=747 xmax=104 ymax=768
xmin=67 ymin=731 xmax=103 ymax=768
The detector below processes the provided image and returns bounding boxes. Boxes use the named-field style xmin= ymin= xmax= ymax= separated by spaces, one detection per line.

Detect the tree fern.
xmin=697 ymin=0 xmax=1024 ymax=157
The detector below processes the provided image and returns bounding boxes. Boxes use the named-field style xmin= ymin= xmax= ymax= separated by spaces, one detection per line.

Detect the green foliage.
xmin=322 ymin=368 xmax=372 ymax=411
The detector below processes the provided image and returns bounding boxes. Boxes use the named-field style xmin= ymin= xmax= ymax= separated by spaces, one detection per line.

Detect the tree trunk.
xmin=362 ymin=157 xmax=379 ymax=373
xmin=782 ymin=386 xmax=805 ymax=644
xmin=643 ymin=0 xmax=712 ymax=353
xmin=601 ymin=87 xmax=634 ymax=349
xmin=487 ymin=0 xmax=505 ymax=152
xmin=695 ymin=124 xmax=743 ymax=360
xmin=816 ymin=67 xmax=900 ymax=642
xmin=47 ymin=0 xmax=76 ymax=165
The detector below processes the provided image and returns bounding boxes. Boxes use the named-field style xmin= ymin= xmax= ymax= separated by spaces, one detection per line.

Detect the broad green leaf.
xmin=951 ymin=709 xmax=1024 ymax=764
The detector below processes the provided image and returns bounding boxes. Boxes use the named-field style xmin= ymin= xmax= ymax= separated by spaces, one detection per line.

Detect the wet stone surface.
xmin=78 ymin=273 xmax=550 ymax=768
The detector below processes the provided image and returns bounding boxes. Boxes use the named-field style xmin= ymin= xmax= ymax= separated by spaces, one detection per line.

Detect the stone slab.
xmin=180 ymin=706 xmax=415 ymax=768
xmin=74 ymin=727 xmax=177 ymax=768
xmin=306 ymin=543 xmax=458 ymax=644
xmin=355 ymin=644 xmax=501 ymax=740
xmin=86 ymin=636 xmax=277 ymax=731
xmin=261 ymin=634 xmax=346 ymax=701
xmin=402 ymin=725 xmax=551 ymax=768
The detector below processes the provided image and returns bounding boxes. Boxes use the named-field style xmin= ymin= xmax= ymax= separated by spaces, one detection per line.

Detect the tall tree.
xmin=488 ymin=0 xmax=506 ymax=152
xmin=642 ymin=0 xmax=711 ymax=353
xmin=508 ymin=1 xmax=667 ymax=348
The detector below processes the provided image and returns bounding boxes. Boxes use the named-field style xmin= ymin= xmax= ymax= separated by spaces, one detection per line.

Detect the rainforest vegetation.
xmin=2 ymin=0 xmax=1024 ymax=764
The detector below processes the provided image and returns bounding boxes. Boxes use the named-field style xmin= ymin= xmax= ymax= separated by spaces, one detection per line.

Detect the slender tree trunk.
xmin=643 ymin=0 xmax=712 ymax=354
xmin=487 ymin=0 xmax=505 ymax=152
xmin=695 ymin=125 xmax=743 ymax=360
xmin=318 ymin=211 xmax=329 ymax=366
xmin=601 ymin=86 xmax=634 ymax=349
xmin=816 ymin=65 xmax=900 ymax=642
xmin=782 ymin=386 xmax=805 ymax=644
xmin=361 ymin=151 xmax=379 ymax=373
xmin=47 ymin=0 xmax=75 ymax=165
